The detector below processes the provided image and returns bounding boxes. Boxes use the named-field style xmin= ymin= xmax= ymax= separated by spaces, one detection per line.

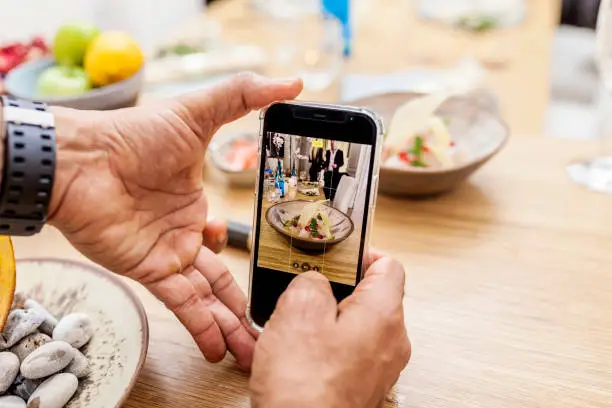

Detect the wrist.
xmin=47 ymin=107 xmax=101 ymax=225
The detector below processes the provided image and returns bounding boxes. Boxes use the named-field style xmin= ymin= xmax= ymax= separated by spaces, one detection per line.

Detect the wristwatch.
xmin=0 ymin=96 xmax=56 ymax=236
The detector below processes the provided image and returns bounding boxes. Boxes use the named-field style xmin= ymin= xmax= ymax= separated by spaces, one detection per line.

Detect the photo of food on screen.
xmin=256 ymin=132 xmax=372 ymax=286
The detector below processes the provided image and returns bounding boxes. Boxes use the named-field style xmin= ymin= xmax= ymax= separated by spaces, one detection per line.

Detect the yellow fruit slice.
xmin=0 ymin=236 xmax=15 ymax=332
xmin=84 ymin=31 xmax=144 ymax=87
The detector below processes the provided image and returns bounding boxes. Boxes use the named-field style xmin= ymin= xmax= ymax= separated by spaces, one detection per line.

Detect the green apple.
xmin=37 ymin=66 xmax=91 ymax=96
xmin=53 ymin=22 xmax=100 ymax=66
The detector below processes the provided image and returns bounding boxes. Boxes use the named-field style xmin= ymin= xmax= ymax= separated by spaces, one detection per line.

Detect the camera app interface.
xmin=256 ymin=132 xmax=372 ymax=286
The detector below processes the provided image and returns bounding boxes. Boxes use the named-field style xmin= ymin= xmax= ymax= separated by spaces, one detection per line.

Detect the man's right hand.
xmin=250 ymin=252 xmax=411 ymax=408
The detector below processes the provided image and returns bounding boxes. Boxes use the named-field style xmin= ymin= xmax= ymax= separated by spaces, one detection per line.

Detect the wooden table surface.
xmin=14 ymin=136 xmax=612 ymax=408
xmin=15 ymin=1 xmax=595 ymax=408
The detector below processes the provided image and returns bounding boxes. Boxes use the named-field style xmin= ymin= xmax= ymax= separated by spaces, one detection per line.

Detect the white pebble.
xmin=0 ymin=352 xmax=19 ymax=393
xmin=0 ymin=310 xmax=44 ymax=349
xmin=23 ymin=301 xmax=57 ymax=337
xmin=0 ymin=395 xmax=26 ymax=408
xmin=52 ymin=313 xmax=93 ymax=349
xmin=64 ymin=349 xmax=89 ymax=378
xmin=27 ymin=373 xmax=77 ymax=408
xmin=10 ymin=333 xmax=52 ymax=362
xmin=20 ymin=341 xmax=74 ymax=380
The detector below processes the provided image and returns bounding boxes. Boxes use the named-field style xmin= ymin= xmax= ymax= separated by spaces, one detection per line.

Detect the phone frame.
xmin=246 ymin=101 xmax=384 ymax=332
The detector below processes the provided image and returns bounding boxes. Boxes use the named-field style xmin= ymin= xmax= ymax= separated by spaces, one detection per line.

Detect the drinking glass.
xmin=567 ymin=0 xmax=612 ymax=193
xmin=260 ymin=0 xmax=344 ymax=93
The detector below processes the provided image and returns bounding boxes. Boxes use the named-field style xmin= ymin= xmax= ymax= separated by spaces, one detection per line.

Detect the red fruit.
xmin=305 ymin=226 xmax=310 ymax=231
xmin=450 ymin=141 xmax=455 ymax=147
xmin=31 ymin=36 xmax=48 ymax=52
xmin=422 ymin=145 xmax=430 ymax=152
xmin=398 ymin=151 xmax=411 ymax=163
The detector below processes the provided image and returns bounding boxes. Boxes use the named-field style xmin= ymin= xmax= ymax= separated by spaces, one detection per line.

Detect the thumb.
xmin=177 ymin=72 xmax=303 ymax=133
xmin=338 ymin=257 xmax=406 ymax=317
xmin=268 ymin=271 xmax=337 ymax=329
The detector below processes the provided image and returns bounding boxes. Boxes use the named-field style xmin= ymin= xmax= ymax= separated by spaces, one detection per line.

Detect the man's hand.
xmin=47 ymin=73 xmax=303 ymax=369
xmin=250 ymin=252 xmax=411 ymax=408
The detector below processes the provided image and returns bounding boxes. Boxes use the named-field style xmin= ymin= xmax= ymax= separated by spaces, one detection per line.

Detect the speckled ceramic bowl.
xmin=14 ymin=259 xmax=148 ymax=408
xmin=349 ymin=91 xmax=509 ymax=196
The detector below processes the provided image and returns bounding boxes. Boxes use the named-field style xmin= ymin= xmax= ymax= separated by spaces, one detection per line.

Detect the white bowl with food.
xmin=350 ymin=91 xmax=509 ymax=196
xmin=207 ymin=132 xmax=258 ymax=187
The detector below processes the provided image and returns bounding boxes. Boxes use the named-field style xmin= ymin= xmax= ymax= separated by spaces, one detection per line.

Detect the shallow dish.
xmin=265 ymin=200 xmax=354 ymax=252
xmin=5 ymin=57 xmax=143 ymax=110
xmin=207 ymin=132 xmax=258 ymax=187
xmin=14 ymin=258 xmax=148 ymax=408
xmin=349 ymin=92 xmax=509 ymax=196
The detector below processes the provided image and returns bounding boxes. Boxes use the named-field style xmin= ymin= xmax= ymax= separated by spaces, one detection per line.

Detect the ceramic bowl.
xmin=207 ymin=132 xmax=258 ymax=187
xmin=349 ymin=92 xmax=509 ymax=196
xmin=14 ymin=259 xmax=148 ymax=408
xmin=5 ymin=57 xmax=143 ymax=110
xmin=265 ymin=200 xmax=354 ymax=252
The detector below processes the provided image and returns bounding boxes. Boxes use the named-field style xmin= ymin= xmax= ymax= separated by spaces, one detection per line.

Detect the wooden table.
xmin=257 ymin=186 xmax=361 ymax=285
xmin=14 ymin=136 xmax=612 ymax=408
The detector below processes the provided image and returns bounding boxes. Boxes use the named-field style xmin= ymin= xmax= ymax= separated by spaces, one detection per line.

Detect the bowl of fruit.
xmin=5 ymin=22 xmax=144 ymax=110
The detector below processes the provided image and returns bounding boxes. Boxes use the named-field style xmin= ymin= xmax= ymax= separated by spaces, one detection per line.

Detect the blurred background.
xmin=0 ymin=0 xmax=605 ymax=140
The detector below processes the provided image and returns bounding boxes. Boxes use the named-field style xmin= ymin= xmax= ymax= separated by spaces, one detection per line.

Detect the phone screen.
xmin=249 ymin=103 xmax=379 ymax=328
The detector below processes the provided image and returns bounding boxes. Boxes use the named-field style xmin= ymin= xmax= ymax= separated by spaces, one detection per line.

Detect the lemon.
xmin=84 ymin=31 xmax=143 ymax=87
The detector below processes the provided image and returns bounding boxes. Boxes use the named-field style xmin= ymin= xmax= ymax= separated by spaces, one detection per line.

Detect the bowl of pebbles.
xmin=0 ymin=259 xmax=148 ymax=408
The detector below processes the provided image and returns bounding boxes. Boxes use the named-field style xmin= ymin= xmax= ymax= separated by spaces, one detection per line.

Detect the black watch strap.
xmin=0 ymin=96 xmax=56 ymax=236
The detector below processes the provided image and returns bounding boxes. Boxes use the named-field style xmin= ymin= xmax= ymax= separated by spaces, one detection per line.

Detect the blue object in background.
xmin=322 ymin=0 xmax=351 ymax=57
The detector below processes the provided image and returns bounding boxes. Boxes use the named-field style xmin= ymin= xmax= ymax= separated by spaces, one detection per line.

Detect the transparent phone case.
xmin=246 ymin=101 xmax=385 ymax=332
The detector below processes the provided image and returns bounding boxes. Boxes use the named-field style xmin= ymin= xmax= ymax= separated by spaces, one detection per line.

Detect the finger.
xmin=185 ymin=265 xmax=256 ymax=370
xmin=193 ymin=247 xmax=258 ymax=362
xmin=269 ymin=271 xmax=337 ymax=328
xmin=338 ymin=257 xmax=406 ymax=317
xmin=194 ymin=246 xmax=248 ymax=318
xmin=363 ymin=247 xmax=387 ymax=270
xmin=178 ymin=72 xmax=303 ymax=135
xmin=202 ymin=218 xmax=228 ymax=254
xmin=146 ymin=273 xmax=227 ymax=363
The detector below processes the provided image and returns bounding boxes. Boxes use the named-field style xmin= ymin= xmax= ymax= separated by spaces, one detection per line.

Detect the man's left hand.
xmin=48 ymin=73 xmax=303 ymax=369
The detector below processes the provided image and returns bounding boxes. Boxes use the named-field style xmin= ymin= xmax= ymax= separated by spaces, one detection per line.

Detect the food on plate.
xmin=0 ymin=292 xmax=92 ymax=407
xmin=84 ymin=31 xmax=144 ymax=87
xmin=383 ymin=92 xmax=456 ymax=169
xmin=282 ymin=201 xmax=334 ymax=240
xmin=0 ymin=37 xmax=50 ymax=76
xmin=53 ymin=22 xmax=100 ymax=66
xmin=37 ymin=66 xmax=91 ymax=96
xmin=223 ymin=137 xmax=258 ymax=171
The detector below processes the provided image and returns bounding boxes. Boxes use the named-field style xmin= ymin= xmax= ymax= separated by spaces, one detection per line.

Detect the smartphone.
xmin=247 ymin=101 xmax=383 ymax=331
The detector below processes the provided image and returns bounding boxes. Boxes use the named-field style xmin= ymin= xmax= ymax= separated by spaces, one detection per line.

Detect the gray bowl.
xmin=5 ymin=57 xmax=143 ymax=110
